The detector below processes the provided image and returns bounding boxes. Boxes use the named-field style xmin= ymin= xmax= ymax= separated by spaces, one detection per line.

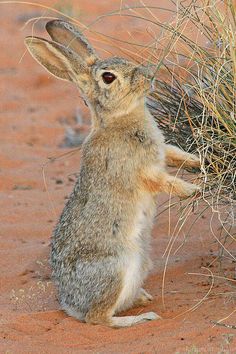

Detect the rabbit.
xmin=25 ymin=19 xmax=200 ymax=328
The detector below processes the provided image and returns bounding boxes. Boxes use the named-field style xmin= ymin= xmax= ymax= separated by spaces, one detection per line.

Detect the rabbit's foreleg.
xmin=165 ymin=144 xmax=200 ymax=169
xmin=141 ymin=170 xmax=200 ymax=198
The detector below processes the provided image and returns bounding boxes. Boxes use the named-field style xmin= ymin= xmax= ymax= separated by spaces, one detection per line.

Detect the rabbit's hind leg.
xmin=85 ymin=275 xmax=159 ymax=327
xmin=84 ymin=275 xmax=123 ymax=326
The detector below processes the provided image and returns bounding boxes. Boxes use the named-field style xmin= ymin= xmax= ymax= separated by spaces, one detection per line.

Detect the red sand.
xmin=1 ymin=1 xmax=235 ymax=353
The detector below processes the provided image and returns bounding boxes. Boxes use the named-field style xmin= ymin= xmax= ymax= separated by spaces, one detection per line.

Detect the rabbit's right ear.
xmin=46 ymin=20 xmax=98 ymax=66
xmin=25 ymin=36 xmax=91 ymax=93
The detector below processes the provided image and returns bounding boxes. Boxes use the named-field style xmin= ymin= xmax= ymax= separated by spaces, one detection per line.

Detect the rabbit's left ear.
xmin=25 ymin=36 xmax=93 ymax=94
xmin=46 ymin=20 xmax=98 ymax=66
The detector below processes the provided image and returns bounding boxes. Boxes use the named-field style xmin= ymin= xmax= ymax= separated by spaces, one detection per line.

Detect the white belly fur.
xmin=114 ymin=194 xmax=156 ymax=313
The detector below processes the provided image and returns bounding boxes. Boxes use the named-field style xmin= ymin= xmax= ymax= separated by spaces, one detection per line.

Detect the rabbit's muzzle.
xmin=131 ymin=66 xmax=154 ymax=93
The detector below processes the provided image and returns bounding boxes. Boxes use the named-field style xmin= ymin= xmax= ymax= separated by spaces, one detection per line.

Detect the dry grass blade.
xmin=173 ymin=267 xmax=215 ymax=319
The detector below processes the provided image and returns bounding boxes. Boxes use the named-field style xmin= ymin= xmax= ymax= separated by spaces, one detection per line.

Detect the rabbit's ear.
xmin=46 ymin=20 xmax=98 ymax=66
xmin=25 ymin=37 xmax=90 ymax=90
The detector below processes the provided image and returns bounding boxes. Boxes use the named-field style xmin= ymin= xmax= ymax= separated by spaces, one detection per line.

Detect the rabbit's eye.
xmin=102 ymin=72 xmax=116 ymax=84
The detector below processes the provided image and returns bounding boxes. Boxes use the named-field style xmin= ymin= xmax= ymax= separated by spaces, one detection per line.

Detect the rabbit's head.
xmin=25 ymin=20 xmax=154 ymax=122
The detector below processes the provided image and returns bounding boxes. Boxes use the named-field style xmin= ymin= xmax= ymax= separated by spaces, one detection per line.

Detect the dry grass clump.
xmin=146 ymin=0 xmax=235 ymax=262
xmin=150 ymin=0 xmax=235 ymax=203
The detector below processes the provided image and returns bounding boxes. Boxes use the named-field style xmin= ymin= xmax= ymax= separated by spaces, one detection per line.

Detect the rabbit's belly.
xmin=136 ymin=194 xmax=156 ymax=238
xmin=115 ymin=194 xmax=156 ymax=313
xmin=115 ymin=251 xmax=142 ymax=313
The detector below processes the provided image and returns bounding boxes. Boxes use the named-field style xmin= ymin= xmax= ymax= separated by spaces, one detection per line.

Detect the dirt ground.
xmin=1 ymin=1 xmax=236 ymax=353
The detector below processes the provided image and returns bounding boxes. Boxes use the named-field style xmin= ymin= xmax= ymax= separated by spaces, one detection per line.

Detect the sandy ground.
xmin=1 ymin=1 xmax=236 ymax=353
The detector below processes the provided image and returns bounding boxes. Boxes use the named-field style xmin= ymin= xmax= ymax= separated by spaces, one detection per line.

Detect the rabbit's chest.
xmin=128 ymin=125 xmax=165 ymax=166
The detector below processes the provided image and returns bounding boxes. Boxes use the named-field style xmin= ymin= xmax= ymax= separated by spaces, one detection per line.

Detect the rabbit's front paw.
xmin=186 ymin=154 xmax=201 ymax=168
xmin=181 ymin=181 xmax=201 ymax=198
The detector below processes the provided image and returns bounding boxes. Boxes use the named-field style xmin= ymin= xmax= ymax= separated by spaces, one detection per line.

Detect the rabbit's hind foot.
xmin=111 ymin=312 xmax=161 ymax=327
xmin=86 ymin=310 xmax=161 ymax=327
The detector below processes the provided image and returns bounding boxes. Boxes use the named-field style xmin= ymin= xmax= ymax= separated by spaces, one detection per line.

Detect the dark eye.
xmin=102 ymin=72 xmax=116 ymax=84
